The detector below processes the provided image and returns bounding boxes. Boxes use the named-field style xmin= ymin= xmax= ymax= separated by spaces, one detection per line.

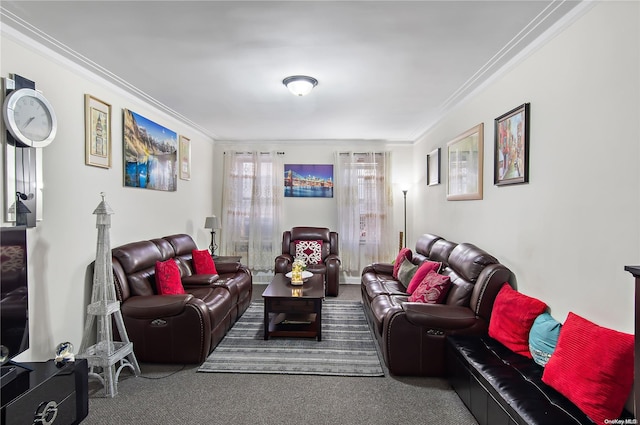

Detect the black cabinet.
xmin=1 ymin=359 xmax=88 ymax=425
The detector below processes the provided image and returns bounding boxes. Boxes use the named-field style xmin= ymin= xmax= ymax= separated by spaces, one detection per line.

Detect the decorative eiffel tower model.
xmin=78 ymin=193 xmax=140 ymax=397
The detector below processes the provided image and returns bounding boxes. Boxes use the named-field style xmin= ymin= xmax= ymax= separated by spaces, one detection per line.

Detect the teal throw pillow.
xmin=397 ymin=258 xmax=419 ymax=290
xmin=528 ymin=312 xmax=562 ymax=367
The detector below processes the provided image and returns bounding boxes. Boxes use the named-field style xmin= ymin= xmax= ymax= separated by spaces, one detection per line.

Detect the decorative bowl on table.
xmin=285 ymin=270 xmax=313 ymax=285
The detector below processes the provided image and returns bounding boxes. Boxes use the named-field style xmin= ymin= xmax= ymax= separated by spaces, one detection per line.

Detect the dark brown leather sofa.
xmin=111 ymin=234 xmax=252 ymax=364
xmin=274 ymin=226 xmax=340 ymax=296
xmin=361 ymin=233 xmax=514 ymax=376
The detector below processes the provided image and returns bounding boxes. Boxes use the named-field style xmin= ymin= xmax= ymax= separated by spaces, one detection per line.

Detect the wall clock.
xmin=2 ymin=88 xmax=57 ymax=148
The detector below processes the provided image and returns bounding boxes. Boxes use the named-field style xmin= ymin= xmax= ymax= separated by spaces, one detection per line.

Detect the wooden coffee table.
xmin=262 ymin=273 xmax=324 ymax=341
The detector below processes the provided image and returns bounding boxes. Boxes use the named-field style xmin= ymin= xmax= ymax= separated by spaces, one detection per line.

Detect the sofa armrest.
xmin=275 ymin=254 xmax=293 ymax=273
xmin=401 ymin=303 xmax=479 ymax=330
xmin=121 ymin=294 xmax=197 ymax=319
xmin=182 ymin=274 xmax=219 ymax=286
xmin=324 ymin=254 xmax=341 ymax=265
xmin=362 ymin=262 xmax=394 ymax=276
xmin=214 ymin=261 xmax=243 ymax=274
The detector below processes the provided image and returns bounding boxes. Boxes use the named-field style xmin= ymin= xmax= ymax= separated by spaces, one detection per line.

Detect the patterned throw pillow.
xmin=192 ymin=249 xmax=218 ymax=274
xmin=408 ymin=270 xmax=451 ymax=303
xmin=294 ymin=240 xmax=323 ymax=264
xmin=406 ymin=260 xmax=442 ymax=295
xmin=155 ymin=259 xmax=185 ymax=295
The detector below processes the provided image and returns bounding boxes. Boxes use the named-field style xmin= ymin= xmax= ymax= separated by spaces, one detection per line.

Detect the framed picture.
xmin=284 ymin=164 xmax=333 ymax=198
xmin=123 ymin=109 xmax=178 ymax=191
xmin=179 ymin=135 xmax=191 ymax=180
xmin=84 ymin=94 xmax=111 ymax=168
xmin=427 ymin=148 xmax=441 ymax=186
xmin=447 ymin=123 xmax=484 ymax=201
xmin=495 ymin=103 xmax=530 ymax=186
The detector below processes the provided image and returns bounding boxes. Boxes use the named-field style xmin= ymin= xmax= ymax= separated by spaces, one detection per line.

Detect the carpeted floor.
xmin=198 ymin=300 xmax=384 ymax=376
xmin=81 ymin=284 xmax=478 ymax=425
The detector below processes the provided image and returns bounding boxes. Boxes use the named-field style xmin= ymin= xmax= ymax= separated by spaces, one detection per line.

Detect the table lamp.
xmin=204 ymin=216 xmax=220 ymax=256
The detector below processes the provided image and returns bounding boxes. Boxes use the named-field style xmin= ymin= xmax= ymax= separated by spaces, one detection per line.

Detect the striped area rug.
xmin=197 ymin=300 xmax=385 ymax=377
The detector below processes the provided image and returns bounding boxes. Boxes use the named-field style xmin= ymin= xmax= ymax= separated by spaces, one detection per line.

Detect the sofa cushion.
xmin=192 ymin=249 xmax=218 ymax=275
xmin=393 ymin=248 xmax=412 ymax=279
xmin=408 ymin=271 xmax=451 ymax=304
xmin=397 ymin=258 xmax=419 ymax=289
xmin=406 ymin=260 xmax=442 ymax=295
xmin=155 ymin=259 xmax=185 ymax=295
xmin=488 ymin=284 xmax=546 ymax=358
xmin=528 ymin=312 xmax=561 ymax=367
xmin=294 ymin=240 xmax=323 ymax=264
xmin=542 ymin=312 xmax=634 ymax=425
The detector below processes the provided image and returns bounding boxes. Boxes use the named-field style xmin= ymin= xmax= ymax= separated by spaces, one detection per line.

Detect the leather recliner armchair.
xmin=274 ymin=227 xmax=340 ymax=296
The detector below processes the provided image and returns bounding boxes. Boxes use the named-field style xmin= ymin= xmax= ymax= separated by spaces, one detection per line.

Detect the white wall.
xmin=212 ymin=141 xmax=414 ymax=281
xmin=413 ymin=1 xmax=639 ymax=333
xmin=1 ymin=34 xmax=217 ymax=361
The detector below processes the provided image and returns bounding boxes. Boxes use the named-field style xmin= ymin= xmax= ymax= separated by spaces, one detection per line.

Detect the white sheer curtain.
xmin=221 ymin=151 xmax=283 ymax=271
xmin=335 ymin=152 xmax=395 ymax=274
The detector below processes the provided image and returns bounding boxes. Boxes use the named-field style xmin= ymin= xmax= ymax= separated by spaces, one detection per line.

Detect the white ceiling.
xmin=0 ymin=1 xmax=582 ymax=143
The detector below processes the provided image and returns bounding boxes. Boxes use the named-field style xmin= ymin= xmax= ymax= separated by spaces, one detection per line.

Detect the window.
xmin=221 ymin=152 xmax=283 ymax=271
xmin=335 ymin=152 xmax=395 ymax=274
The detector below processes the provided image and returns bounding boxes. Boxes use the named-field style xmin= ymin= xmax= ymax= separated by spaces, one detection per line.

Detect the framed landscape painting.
xmin=123 ymin=109 xmax=178 ymax=191
xmin=494 ymin=103 xmax=530 ymax=186
xmin=447 ymin=123 xmax=483 ymax=201
xmin=284 ymin=164 xmax=334 ymax=198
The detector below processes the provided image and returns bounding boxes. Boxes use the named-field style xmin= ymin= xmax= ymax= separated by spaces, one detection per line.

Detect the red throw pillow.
xmin=294 ymin=240 xmax=323 ymax=264
xmin=192 ymin=249 xmax=217 ymax=274
xmin=542 ymin=312 xmax=634 ymax=425
xmin=406 ymin=260 xmax=442 ymax=294
xmin=155 ymin=260 xmax=185 ymax=295
xmin=407 ymin=270 xmax=451 ymax=304
xmin=488 ymin=284 xmax=547 ymax=358
xmin=393 ymin=248 xmax=412 ymax=279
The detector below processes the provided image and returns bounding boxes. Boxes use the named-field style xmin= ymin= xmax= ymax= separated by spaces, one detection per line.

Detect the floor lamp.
xmin=204 ymin=216 xmax=220 ymax=256
xmin=402 ymin=190 xmax=408 ymax=248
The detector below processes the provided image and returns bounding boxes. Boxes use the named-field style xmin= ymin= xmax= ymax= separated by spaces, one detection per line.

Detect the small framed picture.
xmin=427 ymin=148 xmax=441 ymax=186
xmin=179 ymin=135 xmax=191 ymax=180
xmin=447 ymin=123 xmax=484 ymax=201
xmin=494 ymin=103 xmax=530 ymax=186
xmin=84 ymin=94 xmax=112 ymax=168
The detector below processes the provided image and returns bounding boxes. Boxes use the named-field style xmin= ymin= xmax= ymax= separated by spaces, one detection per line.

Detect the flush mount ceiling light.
xmin=282 ymin=75 xmax=318 ymax=96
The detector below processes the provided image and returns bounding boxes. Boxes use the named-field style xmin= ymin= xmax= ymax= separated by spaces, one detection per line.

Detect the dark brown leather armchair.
xmin=274 ymin=227 xmax=340 ymax=296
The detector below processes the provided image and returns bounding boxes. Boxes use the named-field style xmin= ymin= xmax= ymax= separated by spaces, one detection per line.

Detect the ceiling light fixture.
xmin=282 ymin=75 xmax=318 ymax=96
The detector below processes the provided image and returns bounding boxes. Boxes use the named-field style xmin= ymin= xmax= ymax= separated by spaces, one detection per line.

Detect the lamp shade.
xmin=204 ymin=216 xmax=220 ymax=230
xmin=282 ymin=75 xmax=318 ymax=96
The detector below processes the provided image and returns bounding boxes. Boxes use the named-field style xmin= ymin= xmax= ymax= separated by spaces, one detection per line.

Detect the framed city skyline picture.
xmin=284 ymin=164 xmax=334 ymax=198
xmin=85 ymin=94 xmax=112 ymax=168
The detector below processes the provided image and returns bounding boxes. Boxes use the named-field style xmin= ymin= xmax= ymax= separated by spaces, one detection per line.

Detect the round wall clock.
xmin=2 ymin=88 xmax=58 ymax=148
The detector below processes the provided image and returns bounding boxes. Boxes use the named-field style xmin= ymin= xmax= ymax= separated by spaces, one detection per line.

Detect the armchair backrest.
xmin=282 ymin=226 xmax=339 ymax=261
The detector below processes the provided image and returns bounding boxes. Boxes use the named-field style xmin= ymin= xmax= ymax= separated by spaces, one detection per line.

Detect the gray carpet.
xmin=81 ymin=285 xmax=478 ymax=425
xmin=198 ymin=300 xmax=385 ymax=376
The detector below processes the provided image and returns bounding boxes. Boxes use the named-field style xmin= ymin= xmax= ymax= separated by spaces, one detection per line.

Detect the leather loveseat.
xmin=111 ymin=234 xmax=252 ymax=364
xmin=361 ymin=233 xmax=514 ymax=376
